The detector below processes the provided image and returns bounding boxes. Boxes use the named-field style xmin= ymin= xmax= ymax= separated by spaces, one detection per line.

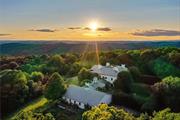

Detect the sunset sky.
xmin=0 ymin=0 xmax=180 ymax=41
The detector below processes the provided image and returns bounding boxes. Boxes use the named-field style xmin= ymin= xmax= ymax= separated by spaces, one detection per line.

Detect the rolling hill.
xmin=0 ymin=40 xmax=180 ymax=55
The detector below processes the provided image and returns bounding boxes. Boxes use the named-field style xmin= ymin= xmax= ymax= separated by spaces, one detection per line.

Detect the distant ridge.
xmin=0 ymin=41 xmax=180 ymax=55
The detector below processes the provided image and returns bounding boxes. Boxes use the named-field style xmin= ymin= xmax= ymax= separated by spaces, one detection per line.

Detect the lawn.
xmin=7 ymin=97 xmax=48 ymax=120
xmin=34 ymin=99 xmax=84 ymax=120
xmin=45 ymin=105 xmax=83 ymax=120
xmin=65 ymin=76 xmax=79 ymax=86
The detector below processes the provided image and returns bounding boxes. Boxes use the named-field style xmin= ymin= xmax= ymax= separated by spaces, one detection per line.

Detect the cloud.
xmin=0 ymin=34 xmax=11 ymax=36
xmin=97 ymin=27 xmax=111 ymax=31
xmin=83 ymin=27 xmax=112 ymax=31
xmin=68 ymin=27 xmax=81 ymax=30
xmin=30 ymin=29 xmax=57 ymax=32
xmin=83 ymin=27 xmax=91 ymax=30
xmin=68 ymin=26 xmax=112 ymax=32
xmin=131 ymin=29 xmax=180 ymax=36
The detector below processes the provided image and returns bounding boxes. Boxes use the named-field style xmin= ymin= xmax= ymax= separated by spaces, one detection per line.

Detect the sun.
xmin=89 ymin=21 xmax=98 ymax=31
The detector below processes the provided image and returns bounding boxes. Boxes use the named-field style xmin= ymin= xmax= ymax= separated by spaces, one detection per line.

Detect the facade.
xmin=62 ymin=85 xmax=112 ymax=109
xmin=90 ymin=63 xmax=128 ymax=84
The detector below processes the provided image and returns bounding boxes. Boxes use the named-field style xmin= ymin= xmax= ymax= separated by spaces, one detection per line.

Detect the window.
xmin=111 ymin=78 xmax=113 ymax=81
xmin=71 ymin=99 xmax=74 ymax=104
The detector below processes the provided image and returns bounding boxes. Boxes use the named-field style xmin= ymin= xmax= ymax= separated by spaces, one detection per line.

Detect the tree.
xmin=13 ymin=111 xmax=55 ymax=120
xmin=112 ymin=91 xmax=140 ymax=110
xmin=0 ymin=69 xmax=27 ymax=86
xmin=168 ymin=51 xmax=180 ymax=67
xmin=129 ymin=66 xmax=141 ymax=82
xmin=82 ymin=104 xmax=136 ymax=120
xmin=149 ymin=58 xmax=180 ymax=78
xmin=114 ymin=71 xmax=133 ymax=93
xmin=140 ymin=49 xmax=159 ymax=62
xmin=152 ymin=108 xmax=180 ymax=120
xmin=116 ymin=53 xmax=134 ymax=66
xmin=78 ymin=67 xmax=94 ymax=81
xmin=152 ymin=76 xmax=180 ymax=111
xmin=67 ymin=62 xmax=82 ymax=77
xmin=46 ymin=55 xmax=66 ymax=74
xmin=31 ymin=71 xmax=44 ymax=82
xmin=141 ymin=95 xmax=157 ymax=112
xmin=48 ymin=55 xmax=64 ymax=66
xmin=44 ymin=72 xmax=66 ymax=100
xmin=0 ymin=70 xmax=29 ymax=117
xmin=82 ymin=104 xmax=180 ymax=120
xmin=64 ymin=53 xmax=78 ymax=64
xmin=9 ymin=61 xmax=19 ymax=69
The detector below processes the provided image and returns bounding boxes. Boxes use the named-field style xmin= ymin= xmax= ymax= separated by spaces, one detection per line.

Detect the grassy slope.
xmin=7 ymin=97 xmax=48 ymax=120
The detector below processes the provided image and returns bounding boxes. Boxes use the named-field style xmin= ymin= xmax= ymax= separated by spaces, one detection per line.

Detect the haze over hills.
xmin=0 ymin=40 xmax=180 ymax=55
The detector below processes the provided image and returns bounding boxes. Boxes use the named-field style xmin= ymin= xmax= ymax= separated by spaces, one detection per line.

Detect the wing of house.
xmin=90 ymin=63 xmax=128 ymax=84
xmin=62 ymin=85 xmax=112 ymax=109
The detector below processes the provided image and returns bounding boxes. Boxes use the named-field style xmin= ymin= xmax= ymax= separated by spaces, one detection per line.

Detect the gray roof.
xmin=63 ymin=85 xmax=111 ymax=106
xmin=91 ymin=65 xmax=118 ymax=77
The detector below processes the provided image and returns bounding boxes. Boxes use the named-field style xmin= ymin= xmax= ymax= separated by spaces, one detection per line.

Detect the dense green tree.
xmin=64 ymin=53 xmax=78 ymax=64
xmin=44 ymin=72 xmax=66 ymax=100
xmin=129 ymin=66 xmax=141 ymax=82
xmin=168 ymin=51 xmax=180 ymax=67
xmin=48 ymin=55 xmax=64 ymax=66
xmin=78 ymin=67 xmax=94 ymax=81
xmin=46 ymin=55 xmax=66 ymax=74
xmin=20 ymin=56 xmax=46 ymax=73
xmin=112 ymin=91 xmax=140 ymax=110
xmin=155 ymin=47 xmax=180 ymax=56
xmin=0 ymin=69 xmax=27 ymax=85
xmin=149 ymin=58 xmax=180 ymax=78
xmin=100 ymin=51 xmax=118 ymax=65
xmin=140 ymin=49 xmax=159 ymax=62
xmin=152 ymin=76 xmax=180 ymax=111
xmin=152 ymin=108 xmax=180 ymax=120
xmin=27 ymin=79 xmax=44 ymax=98
xmin=116 ymin=53 xmax=134 ymax=66
xmin=82 ymin=104 xmax=180 ymax=120
xmin=141 ymin=95 xmax=157 ymax=112
xmin=67 ymin=62 xmax=82 ymax=76
xmin=0 ymin=69 xmax=29 ymax=117
xmin=114 ymin=71 xmax=133 ymax=93
xmin=82 ymin=104 xmax=136 ymax=120
xmin=31 ymin=71 xmax=44 ymax=82
xmin=9 ymin=61 xmax=19 ymax=69
xmin=20 ymin=64 xmax=41 ymax=74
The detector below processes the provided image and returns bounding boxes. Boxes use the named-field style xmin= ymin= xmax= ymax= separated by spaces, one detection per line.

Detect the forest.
xmin=0 ymin=47 xmax=180 ymax=120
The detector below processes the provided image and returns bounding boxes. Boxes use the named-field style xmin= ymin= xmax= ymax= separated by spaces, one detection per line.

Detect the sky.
xmin=0 ymin=0 xmax=180 ymax=41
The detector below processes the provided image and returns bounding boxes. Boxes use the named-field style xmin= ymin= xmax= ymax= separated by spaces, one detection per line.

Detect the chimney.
xmin=106 ymin=62 xmax=110 ymax=66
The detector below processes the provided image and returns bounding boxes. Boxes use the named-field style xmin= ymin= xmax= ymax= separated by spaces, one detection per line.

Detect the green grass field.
xmin=7 ymin=97 xmax=48 ymax=120
xmin=65 ymin=76 xmax=79 ymax=86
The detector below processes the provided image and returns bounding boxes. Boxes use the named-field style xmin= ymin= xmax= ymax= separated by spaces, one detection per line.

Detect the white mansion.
xmin=90 ymin=63 xmax=128 ymax=84
xmin=62 ymin=63 xmax=127 ymax=109
xmin=62 ymin=85 xmax=112 ymax=109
